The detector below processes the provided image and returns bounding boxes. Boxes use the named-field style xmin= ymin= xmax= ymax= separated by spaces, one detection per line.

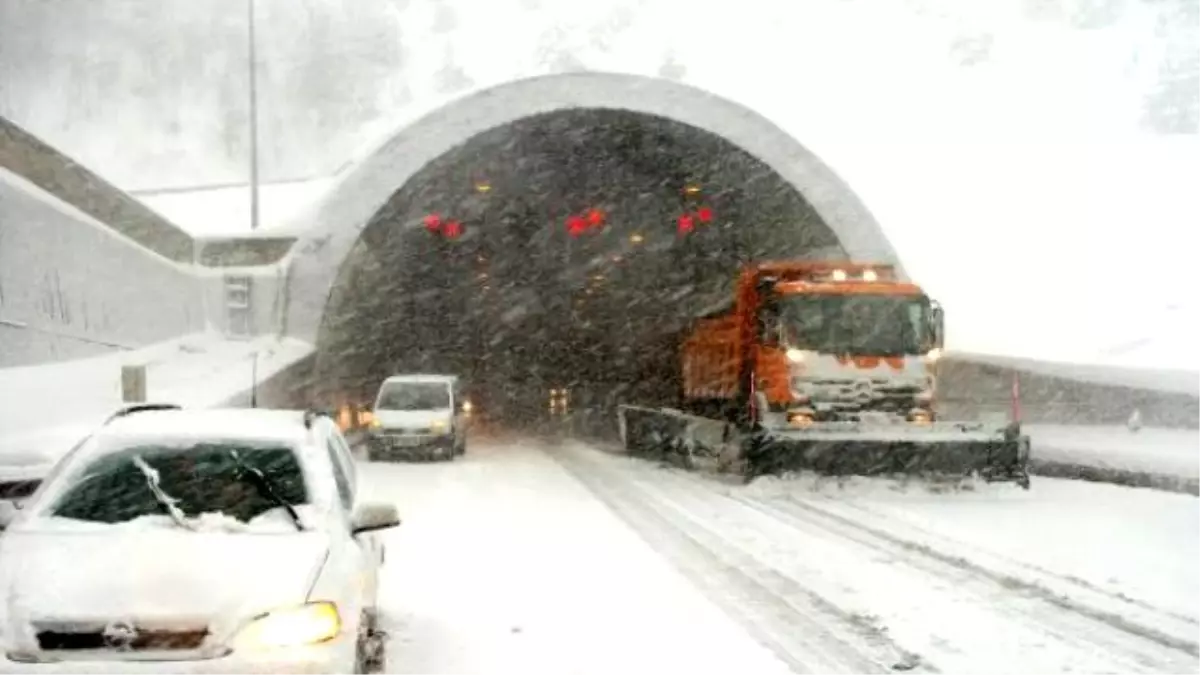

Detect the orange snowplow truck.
xmin=675 ymin=260 xmax=1030 ymax=485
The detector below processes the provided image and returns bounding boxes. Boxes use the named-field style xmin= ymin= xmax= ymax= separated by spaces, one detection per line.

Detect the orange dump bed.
xmin=681 ymin=314 xmax=742 ymax=402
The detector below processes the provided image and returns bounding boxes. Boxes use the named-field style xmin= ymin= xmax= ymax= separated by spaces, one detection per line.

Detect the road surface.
xmin=358 ymin=432 xmax=1200 ymax=675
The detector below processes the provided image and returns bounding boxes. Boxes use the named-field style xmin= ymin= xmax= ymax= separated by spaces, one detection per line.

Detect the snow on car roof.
xmin=97 ymin=408 xmax=317 ymax=445
xmin=382 ymin=374 xmax=458 ymax=383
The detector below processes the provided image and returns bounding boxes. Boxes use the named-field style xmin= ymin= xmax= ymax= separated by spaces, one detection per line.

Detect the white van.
xmin=368 ymin=374 xmax=466 ymax=461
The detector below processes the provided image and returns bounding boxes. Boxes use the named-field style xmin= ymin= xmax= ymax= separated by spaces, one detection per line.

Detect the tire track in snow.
xmin=737 ymin=493 xmax=1197 ymax=671
xmin=791 ymin=495 xmax=1199 ymax=636
xmin=637 ymin=466 xmax=1170 ymax=673
xmin=553 ymin=444 xmax=927 ymax=674
xmin=753 ymin=492 xmax=1200 ymax=653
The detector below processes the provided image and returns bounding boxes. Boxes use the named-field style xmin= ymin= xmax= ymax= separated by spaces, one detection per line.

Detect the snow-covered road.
xmin=360 ymin=434 xmax=1199 ymax=674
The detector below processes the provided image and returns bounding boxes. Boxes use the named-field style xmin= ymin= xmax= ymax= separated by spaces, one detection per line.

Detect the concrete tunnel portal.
xmin=289 ymin=74 xmax=904 ymax=425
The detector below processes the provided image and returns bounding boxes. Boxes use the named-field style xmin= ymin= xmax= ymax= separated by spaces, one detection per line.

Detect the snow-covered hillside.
xmin=0 ymin=0 xmax=1196 ymax=370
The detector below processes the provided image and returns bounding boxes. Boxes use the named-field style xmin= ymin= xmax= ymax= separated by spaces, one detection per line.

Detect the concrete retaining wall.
xmin=0 ymin=169 xmax=206 ymax=366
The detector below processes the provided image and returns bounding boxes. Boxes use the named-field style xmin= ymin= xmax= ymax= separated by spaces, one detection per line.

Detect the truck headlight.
xmin=235 ymin=601 xmax=341 ymax=648
xmin=430 ymin=420 xmax=448 ymax=434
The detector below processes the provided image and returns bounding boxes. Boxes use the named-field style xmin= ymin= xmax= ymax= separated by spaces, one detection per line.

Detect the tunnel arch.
xmin=284 ymin=71 xmax=905 ymax=348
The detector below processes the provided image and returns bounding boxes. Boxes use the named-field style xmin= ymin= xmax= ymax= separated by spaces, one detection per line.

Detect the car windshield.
xmin=773 ymin=293 xmax=931 ymax=356
xmin=43 ymin=440 xmax=308 ymax=526
xmin=377 ymin=382 xmax=451 ymax=411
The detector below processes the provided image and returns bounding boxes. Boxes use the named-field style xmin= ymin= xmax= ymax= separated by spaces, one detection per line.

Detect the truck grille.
xmin=797 ymin=378 xmax=923 ymax=409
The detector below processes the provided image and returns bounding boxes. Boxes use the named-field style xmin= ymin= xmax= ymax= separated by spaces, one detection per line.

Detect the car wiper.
xmin=228 ymin=450 xmax=305 ymax=531
xmin=131 ymin=455 xmax=196 ymax=531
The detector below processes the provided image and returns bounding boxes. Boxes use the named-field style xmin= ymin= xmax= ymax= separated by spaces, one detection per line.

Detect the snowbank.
xmin=1026 ymin=424 xmax=1199 ymax=494
xmin=0 ymin=332 xmax=313 ymax=466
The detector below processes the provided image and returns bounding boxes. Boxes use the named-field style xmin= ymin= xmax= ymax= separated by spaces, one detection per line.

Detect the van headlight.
xmin=430 ymin=420 xmax=448 ymax=434
xmin=235 ymin=601 xmax=341 ymax=648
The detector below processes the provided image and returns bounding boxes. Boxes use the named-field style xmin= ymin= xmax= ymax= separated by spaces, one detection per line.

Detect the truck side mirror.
xmin=757 ymin=297 xmax=781 ymax=347
xmin=930 ymin=303 xmax=945 ymax=348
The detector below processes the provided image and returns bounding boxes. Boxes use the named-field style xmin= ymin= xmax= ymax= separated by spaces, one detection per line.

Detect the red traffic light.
xmin=443 ymin=220 xmax=463 ymax=239
xmin=696 ymin=206 xmax=713 ymax=223
xmin=424 ymin=213 xmax=442 ymax=232
xmin=677 ymin=213 xmax=695 ymax=234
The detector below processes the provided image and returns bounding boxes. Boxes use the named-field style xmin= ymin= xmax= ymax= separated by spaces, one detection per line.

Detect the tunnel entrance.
xmin=314 ymin=107 xmax=855 ymax=428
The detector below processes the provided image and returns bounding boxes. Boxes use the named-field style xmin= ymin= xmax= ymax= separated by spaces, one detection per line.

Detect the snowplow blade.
xmin=744 ymin=421 xmax=1031 ymax=488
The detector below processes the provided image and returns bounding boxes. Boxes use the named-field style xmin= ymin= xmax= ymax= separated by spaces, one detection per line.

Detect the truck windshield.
xmin=774 ymin=293 xmax=931 ymax=356
xmin=377 ymin=382 xmax=452 ymax=411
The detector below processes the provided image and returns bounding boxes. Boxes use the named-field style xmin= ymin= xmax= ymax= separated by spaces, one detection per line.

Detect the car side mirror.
xmin=351 ymin=502 xmax=400 ymax=535
xmin=0 ymin=500 xmax=21 ymax=530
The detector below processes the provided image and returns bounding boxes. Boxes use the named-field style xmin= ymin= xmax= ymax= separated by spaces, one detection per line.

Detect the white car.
xmin=0 ymin=404 xmax=398 ymax=673
xmin=368 ymin=374 xmax=467 ymax=461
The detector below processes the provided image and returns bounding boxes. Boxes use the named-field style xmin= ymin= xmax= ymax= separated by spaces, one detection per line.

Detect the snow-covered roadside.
xmin=0 ymin=332 xmax=313 ymax=465
xmin=1025 ymin=424 xmax=1199 ymax=493
xmin=556 ymin=439 xmax=1200 ymax=674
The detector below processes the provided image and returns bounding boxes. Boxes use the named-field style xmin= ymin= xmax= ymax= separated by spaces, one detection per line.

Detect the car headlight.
xmin=236 ymin=602 xmax=341 ymax=649
xmin=370 ymin=418 xmax=382 ymax=429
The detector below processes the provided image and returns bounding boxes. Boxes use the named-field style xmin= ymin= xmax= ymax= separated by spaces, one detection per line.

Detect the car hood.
xmin=0 ymin=528 xmax=329 ymax=638
xmin=374 ymin=409 xmax=452 ymax=429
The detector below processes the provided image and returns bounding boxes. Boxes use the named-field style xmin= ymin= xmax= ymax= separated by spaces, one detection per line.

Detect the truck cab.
xmin=368 ymin=374 xmax=467 ymax=461
xmin=751 ymin=263 xmax=945 ymax=426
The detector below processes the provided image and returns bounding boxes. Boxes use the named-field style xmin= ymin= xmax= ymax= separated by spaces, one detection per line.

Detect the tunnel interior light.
xmin=475 ymin=181 xmax=491 ymax=193
xmin=677 ymin=213 xmax=695 ymax=234
xmin=684 ymin=184 xmax=701 ymax=195
xmin=566 ymin=214 xmax=587 ymax=237
xmin=586 ymin=208 xmax=606 ymax=228
xmin=629 ymin=233 xmax=645 ymax=244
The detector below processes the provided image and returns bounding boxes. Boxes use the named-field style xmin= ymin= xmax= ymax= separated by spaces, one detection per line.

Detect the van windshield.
xmin=377 ymin=382 xmax=451 ymax=411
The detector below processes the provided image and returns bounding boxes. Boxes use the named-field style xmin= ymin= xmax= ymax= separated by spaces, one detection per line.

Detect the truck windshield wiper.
xmin=131 ymin=455 xmax=196 ymax=531
xmin=229 ymin=450 xmax=306 ymax=531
